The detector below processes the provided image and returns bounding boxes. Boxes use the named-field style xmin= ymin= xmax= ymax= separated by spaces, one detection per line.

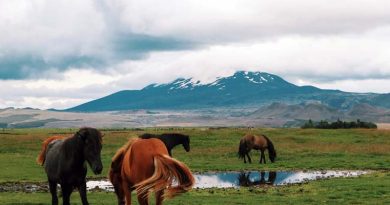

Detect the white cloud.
xmin=1 ymin=0 xmax=390 ymax=108
xmin=118 ymin=0 xmax=390 ymax=41
xmin=0 ymin=0 xmax=107 ymax=57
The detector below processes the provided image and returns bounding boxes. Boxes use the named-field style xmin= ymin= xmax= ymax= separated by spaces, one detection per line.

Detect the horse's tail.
xmin=36 ymin=136 xmax=64 ymax=165
xmin=263 ymin=135 xmax=277 ymax=163
xmin=238 ymin=139 xmax=247 ymax=159
xmin=135 ymin=154 xmax=195 ymax=199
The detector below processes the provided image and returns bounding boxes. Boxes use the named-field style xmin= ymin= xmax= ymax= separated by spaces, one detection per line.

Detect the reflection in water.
xmin=191 ymin=170 xmax=367 ymax=188
xmin=238 ymin=171 xmax=276 ymax=187
xmin=0 ymin=170 xmax=367 ymax=192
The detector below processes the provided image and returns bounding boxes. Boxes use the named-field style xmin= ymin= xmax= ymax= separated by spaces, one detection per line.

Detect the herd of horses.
xmin=36 ymin=127 xmax=276 ymax=205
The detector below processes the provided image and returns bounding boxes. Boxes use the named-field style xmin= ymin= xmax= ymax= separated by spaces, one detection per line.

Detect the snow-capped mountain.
xmin=66 ymin=71 xmax=389 ymax=112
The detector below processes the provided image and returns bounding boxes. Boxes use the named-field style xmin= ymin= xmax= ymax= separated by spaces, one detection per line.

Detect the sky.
xmin=1 ymin=0 xmax=390 ymax=109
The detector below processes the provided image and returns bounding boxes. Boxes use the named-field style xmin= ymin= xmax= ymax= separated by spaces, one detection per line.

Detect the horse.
xmin=238 ymin=171 xmax=277 ymax=187
xmin=139 ymin=133 xmax=190 ymax=156
xmin=109 ymin=138 xmax=194 ymax=205
xmin=36 ymin=127 xmax=103 ymax=205
xmin=238 ymin=134 xmax=276 ymax=164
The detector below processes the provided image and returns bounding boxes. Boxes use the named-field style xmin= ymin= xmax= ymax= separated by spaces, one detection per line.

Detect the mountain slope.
xmin=66 ymin=71 xmax=388 ymax=112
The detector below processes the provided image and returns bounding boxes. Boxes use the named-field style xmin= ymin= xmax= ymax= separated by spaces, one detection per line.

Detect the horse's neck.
xmin=62 ymin=136 xmax=85 ymax=165
xmin=170 ymin=136 xmax=183 ymax=146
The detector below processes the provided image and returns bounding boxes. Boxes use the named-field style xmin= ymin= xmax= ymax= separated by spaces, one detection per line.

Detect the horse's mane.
xmin=36 ymin=135 xmax=66 ymax=165
xmin=139 ymin=133 xmax=188 ymax=139
xmin=112 ymin=138 xmax=139 ymax=164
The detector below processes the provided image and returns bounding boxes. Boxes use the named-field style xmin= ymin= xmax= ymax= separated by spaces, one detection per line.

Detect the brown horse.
xmin=238 ymin=134 xmax=276 ymax=164
xmin=109 ymin=138 xmax=194 ymax=205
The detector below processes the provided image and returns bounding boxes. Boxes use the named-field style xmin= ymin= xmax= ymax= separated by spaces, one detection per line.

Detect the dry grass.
xmin=377 ymin=123 xmax=390 ymax=130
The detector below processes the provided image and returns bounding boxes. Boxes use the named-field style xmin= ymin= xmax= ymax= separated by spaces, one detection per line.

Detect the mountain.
xmin=66 ymin=71 xmax=390 ymax=112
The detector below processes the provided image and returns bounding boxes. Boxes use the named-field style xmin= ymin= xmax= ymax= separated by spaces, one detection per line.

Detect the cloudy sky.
xmin=1 ymin=0 xmax=390 ymax=109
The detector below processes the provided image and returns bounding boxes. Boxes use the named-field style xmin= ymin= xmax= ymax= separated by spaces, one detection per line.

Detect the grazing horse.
xmin=37 ymin=127 xmax=103 ymax=205
xmin=139 ymin=133 xmax=190 ymax=156
xmin=109 ymin=138 xmax=194 ymax=205
xmin=238 ymin=134 xmax=276 ymax=164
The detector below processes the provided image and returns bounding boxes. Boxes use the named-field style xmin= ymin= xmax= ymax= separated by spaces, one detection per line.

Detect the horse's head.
xmin=182 ymin=135 xmax=190 ymax=152
xmin=78 ymin=127 xmax=103 ymax=175
xmin=238 ymin=139 xmax=247 ymax=159
xmin=269 ymin=148 xmax=276 ymax=163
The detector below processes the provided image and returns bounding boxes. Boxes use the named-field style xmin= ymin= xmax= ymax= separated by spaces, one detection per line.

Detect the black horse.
xmin=139 ymin=133 xmax=190 ymax=156
xmin=37 ymin=127 xmax=103 ymax=205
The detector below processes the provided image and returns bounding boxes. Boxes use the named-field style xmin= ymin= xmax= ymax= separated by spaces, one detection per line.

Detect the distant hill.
xmin=250 ymin=102 xmax=342 ymax=121
xmin=250 ymin=102 xmax=390 ymax=123
xmin=66 ymin=71 xmax=390 ymax=112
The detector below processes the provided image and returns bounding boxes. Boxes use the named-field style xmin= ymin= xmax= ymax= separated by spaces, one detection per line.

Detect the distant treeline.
xmin=301 ymin=119 xmax=377 ymax=129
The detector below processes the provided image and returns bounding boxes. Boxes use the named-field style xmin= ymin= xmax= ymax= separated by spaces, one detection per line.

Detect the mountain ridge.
xmin=66 ymin=71 xmax=390 ymax=112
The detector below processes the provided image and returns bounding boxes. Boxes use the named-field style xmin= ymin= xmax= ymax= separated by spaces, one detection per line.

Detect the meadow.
xmin=0 ymin=127 xmax=389 ymax=204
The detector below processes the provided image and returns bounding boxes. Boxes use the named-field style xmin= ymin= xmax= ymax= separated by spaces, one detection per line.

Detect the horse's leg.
xmin=122 ymin=181 xmax=132 ymax=205
xmin=247 ymin=152 xmax=252 ymax=163
xmin=155 ymin=190 xmax=164 ymax=205
xmin=78 ymin=181 xmax=89 ymax=205
xmin=61 ymin=184 xmax=73 ymax=205
xmin=262 ymin=150 xmax=266 ymax=164
xmin=137 ymin=193 xmax=149 ymax=205
xmin=259 ymin=150 xmax=263 ymax=164
xmin=48 ymin=180 xmax=58 ymax=205
xmin=114 ymin=182 xmax=125 ymax=205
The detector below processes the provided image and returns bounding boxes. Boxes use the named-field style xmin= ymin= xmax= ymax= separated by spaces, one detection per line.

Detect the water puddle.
xmin=86 ymin=170 xmax=368 ymax=190
xmin=0 ymin=170 xmax=368 ymax=192
xmin=192 ymin=170 xmax=368 ymax=188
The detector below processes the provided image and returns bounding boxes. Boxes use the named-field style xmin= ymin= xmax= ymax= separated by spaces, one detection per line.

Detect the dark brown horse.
xmin=238 ymin=134 xmax=276 ymax=164
xmin=138 ymin=133 xmax=190 ymax=156
xmin=109 ymin=138 xmax=194 ymax=205
xmin=37 ymin=128 xmax=103 ymax=205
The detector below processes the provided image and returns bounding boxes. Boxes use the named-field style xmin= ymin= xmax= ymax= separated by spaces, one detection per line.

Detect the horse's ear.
xmin=77 ymin=129 xmax=88 ymax=141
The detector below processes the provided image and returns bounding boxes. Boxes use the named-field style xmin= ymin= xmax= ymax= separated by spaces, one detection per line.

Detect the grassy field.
xmin=0 ymin=127 xmax=389 ymax=204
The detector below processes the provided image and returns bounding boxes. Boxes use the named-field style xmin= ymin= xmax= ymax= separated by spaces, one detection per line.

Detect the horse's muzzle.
xmin=93 ymin=164 xmax=103 ymax=175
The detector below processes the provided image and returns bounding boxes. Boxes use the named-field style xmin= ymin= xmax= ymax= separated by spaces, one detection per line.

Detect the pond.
xmin=0 ymin=170 xmax=368 ymax=192
xmin=87 ymin=170 xmax=368 ymax=191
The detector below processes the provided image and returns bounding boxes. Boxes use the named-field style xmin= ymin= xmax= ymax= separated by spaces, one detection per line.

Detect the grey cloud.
xmin=0 ymin=54 xmax=104 ymax=79
xmin=0 ymin=33 xmax=195 ymax=80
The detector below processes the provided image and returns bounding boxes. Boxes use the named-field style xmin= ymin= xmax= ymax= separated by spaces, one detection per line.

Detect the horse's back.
xmin=242 ymin=134 xmax=268 ymax=149
xmin=253 ymin=135 xmax=268 ymax=148
xmin=44 ymin=139 xmax=64 ymax=180
xmin=123 ymin=138 xmax=169 ymax=184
